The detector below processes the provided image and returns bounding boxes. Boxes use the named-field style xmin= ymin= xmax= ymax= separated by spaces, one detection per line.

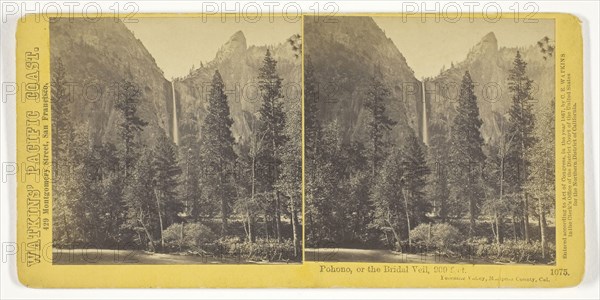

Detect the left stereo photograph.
xmin=49 ymin=16 xmax=303 ymax=265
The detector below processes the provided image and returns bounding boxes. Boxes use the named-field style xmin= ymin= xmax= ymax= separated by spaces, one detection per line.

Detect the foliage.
xmin=363 ymin=73 xmax=397 ymax=177
xmin=410 ymin=223 xmax=461 ymax=251
xmin=448 ymin=71 xmax=485 ymax=235
xmin=163 ymin=222 xmax=217 ymax=251
xmin=115 ymin=80 xmax=148 ymax=175
xmin=199 ymin=70 xmax=237 ymax=236
xmin=53 ymin=47 xmax=304 ymax=263
xmin=256 ymin=49 xmax=288 ymax=242
xmin=212 ymin=237 xmax=299 ymax=262
xmin=475 ymin=240 xmax=555 ymax=264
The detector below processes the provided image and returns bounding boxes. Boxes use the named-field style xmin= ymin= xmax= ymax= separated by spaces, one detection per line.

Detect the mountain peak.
xmin=481 ymin=31 xmax=497 ymax=43
xmin=465 ymin=31 xmax=498 ymax=61
xmin=228 ymin=30 xmax=247 ymax=47
xmin=214 ymin=30 xmax=247 ymax=62
xmin=475 ymin=31 xmax=498 ymax=53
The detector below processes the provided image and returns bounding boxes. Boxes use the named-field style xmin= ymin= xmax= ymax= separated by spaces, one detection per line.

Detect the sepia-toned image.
xmin=14 ymin=9 xmax=586 ymax=288
xmin=50 ymin=17 xmax=302 ymax=264
xmin=304 ymin=16 xmax=556 ymax=264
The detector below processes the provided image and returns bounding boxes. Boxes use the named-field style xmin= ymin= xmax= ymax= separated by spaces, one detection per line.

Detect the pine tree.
xmin=51 ymin=58 xmax=72 ymax=167
xmin=339 ymin=141 xmax=371 ymax=243
xmin=364 ymin=74 xmax=397 ymax=178
xmin=199 ymin=70 xmax=237 ymax=236
xmin=305 ymin=121 xmax=342 ymax=246
xmin=482 ymin=118 xmax=516 ymax=254
xmin=152 ymin=131 xmax=182 ymax=249
xmin=115 ymin=81 xmax=148 ymax=176
xmin=371 ymin=148 xmax=407 ymax=251
xmin=57 ymin=123 xmax=92 ymax=246
xmin=179 ymin=111 xmax=202 ymax=220
xmin=51 ymin=58 xmax=74 ymax=246
xmin=449 ymin=71 xmax=485 ymax=236
xmin=303 ymin=55 xmax=327 ymax=245
xmin=257 ymin=49 xmax=287 ymax=242
xmin=277 ymin=98 xmax=302 ymax=257
xmin=526 ymin=99 xmax=554 ymax=256
xmin=402 ymin=132 xmax=431 ymax=229
xmin=506 ymin=51 xmax=537 ymax=243
xmin=124 ymin=151 xmax=159 ymax=251
xmin=428 ymin=124 xmax=450 ymax=221
xmin=304 ymin=55 xmax=322 ymax=163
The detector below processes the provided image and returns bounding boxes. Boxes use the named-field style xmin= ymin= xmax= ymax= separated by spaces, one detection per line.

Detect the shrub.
xmin=163 ymin=222 xmax=216 ymax=252
xmin=208 ymin=237 xmax=299 ymax=262
xmin=475 ymin=240 xmax=556 ymax=264
xmin=410 ymin=223 xmax=461 ymax=251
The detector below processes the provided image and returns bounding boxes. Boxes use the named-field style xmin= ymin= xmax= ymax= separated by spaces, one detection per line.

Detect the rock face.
xmin=173 ymin=30 xmax=301 ymax=144
xmin=305 ymin=16 xmax=554 ymax=146
xmin=50 ymin=18 xmax=173 ymax=144
xmin=304 ymin=16 xmax=422 ymax=144
xmin=427 ymin=31 xmax=554 ymax=142
xmin=50 ymin=19 xmax=301 ymax=147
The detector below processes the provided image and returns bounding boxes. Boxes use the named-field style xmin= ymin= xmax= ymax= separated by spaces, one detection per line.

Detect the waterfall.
xmin=421 ymin=79 xmax=429 ymax=146
xmin=171 ymin=80 xmax=179 ymax=146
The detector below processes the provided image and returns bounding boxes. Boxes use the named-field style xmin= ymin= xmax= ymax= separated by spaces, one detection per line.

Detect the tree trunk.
xmin=154 ymin=189 xmax=165 ymax=250
xmin=494 ymin=211 xmax=501 ymax=256
xmin=401 ymin=189 xmax=412 ymax=248
xmin=138 ymin=208 xmax=156 ymax=252
xmin=219 ymin=159 xmax=228 ymax=236
xmin=467 ymin=171 xmax=476 ymax=237
xmin=265 ymin=212 xmax=270 ymax=241
xmin=180 ymin=221 xmax=184 ymax=252
xmin=249 ymin=155 xmax=256 ymax=242
xmin=290 ymin=195 xmax=298 ymax=258
xmin=524 ymin=193 xmax=530 ymax=243
xmin=512 ymin=214 xmax=518 ymax=241
xmin=386 ymin=216 xmax=401 ymax=252
xmin=275 ymin=192 xmax=282 ymax=243
xmin=540 ymin=208 xmax=547 ymax=259
xmin=247 ymin=211 xmax=254 ymax=242
xmin=539 ymin=150 xmax=549 ymax=258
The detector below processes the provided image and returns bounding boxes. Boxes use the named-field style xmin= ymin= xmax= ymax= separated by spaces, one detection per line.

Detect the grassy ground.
xmin=52 ymin=249 xmax=296 ymax=265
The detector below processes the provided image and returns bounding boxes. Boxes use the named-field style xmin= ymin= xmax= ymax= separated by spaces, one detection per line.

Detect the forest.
xmin=52 ymin=48 xmax=302 ymax=263
xmin=305 ymin=48 xmax=556 ymax=264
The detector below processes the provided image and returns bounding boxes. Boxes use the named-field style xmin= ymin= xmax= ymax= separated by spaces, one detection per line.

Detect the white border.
xmin=1 ymin=1 xmax=598 ymax=299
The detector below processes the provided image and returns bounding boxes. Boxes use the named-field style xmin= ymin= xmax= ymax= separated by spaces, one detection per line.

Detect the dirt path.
xmin=305 ymin=248 xmax=487 ymax=264
xmin=52 ymin=249 xmax=292 ymax=265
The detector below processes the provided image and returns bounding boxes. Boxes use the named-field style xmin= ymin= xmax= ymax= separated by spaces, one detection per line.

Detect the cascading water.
xmin=171 ymin=80 xmax=179 ymax=146
xmin=421 ymin=79 xmax=429 ymax=146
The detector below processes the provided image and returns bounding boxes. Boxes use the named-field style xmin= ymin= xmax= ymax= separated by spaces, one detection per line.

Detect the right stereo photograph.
xmin=303 ymin=15 xmax=556 ymax=265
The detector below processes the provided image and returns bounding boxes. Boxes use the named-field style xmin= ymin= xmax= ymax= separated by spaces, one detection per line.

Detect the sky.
xmin=374 ymin=17 xmax=554 ymax=78
xmin=125 ymin=17 xmax=300 ymax=79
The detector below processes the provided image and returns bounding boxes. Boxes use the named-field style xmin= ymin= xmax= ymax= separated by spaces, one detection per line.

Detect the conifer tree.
xmin=304 ymin=55 xmax=322 ymax=160
xmin=449 ymin=71 xmax=485 ymax=236
xmin=428 ymin=124 xmax=450 ymax=221
xmin=51 ymin=58 xmax=74 ymax=245
xmin=364 ymin=74 xmax=397 ymax=178
xmin=152 ymin=131 xmax=182 ymax=248
xmin=258 ymin=49 xmax=287 ymax=242
xmin=303 ymin=55 xmax=326 ymax=244
xmin=277 ymin=99 xmax=302 ymax=257
xmin=402 ymin=132 xmax=431 ymax=227
xmin=506 ymin=51 xmax=537 ymax=243
xmin=526 ymin=99 xmax=554 ymax=256
xmin=115 ymin=81 xmax=148 ymax=176
xmin=370 ymin=148 xmax=406 ymax=251
xmin=51 ymin=58 xmax=72 ymax=167
xmin=179 ymin=111 xmax=202 ymax=220
xmin=199 ymin=70 xmax=237 ymax=236
xmin=124 ymin=151 xmax=158 ymax=251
